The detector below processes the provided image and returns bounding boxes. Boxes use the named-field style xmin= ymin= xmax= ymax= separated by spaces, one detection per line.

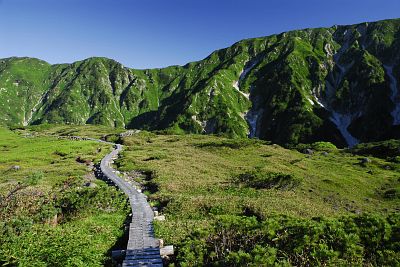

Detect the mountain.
xmin=1 ymin=18 xmax=400 ymax=147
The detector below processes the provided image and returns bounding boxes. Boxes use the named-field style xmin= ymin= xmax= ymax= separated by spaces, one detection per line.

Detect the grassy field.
xmin=114 ymin=132 xmax=400 ymax=266
xmin=2 ymin=125 xmax=399 ymax=266
xmin=0 ymin=127 xmax=130 ymax=266
xmin=12 ymin=123 xmax=126 ymax=140
xmin=0 ymin=127 xmax=109 ymax=187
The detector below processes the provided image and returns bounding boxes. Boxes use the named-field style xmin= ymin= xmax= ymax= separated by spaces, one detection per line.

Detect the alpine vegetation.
xmin=1 ymin=19 xmax=400 ymax=147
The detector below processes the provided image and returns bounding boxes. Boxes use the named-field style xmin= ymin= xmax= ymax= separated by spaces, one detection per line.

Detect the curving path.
xmin=98 ymin=141 xmax=163 ymax=266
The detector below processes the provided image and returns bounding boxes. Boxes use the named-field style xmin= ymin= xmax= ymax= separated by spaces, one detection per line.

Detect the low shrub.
xmin=383 ymin=187 xmax=400 ymax=199
xmin=350 ymin=139 xmax=400 ymax=159
xmin=176 ymin=213 xmax=400 ymax=266
xmin=0 ymin=178 xmax=130 ymax=266
xmin=293 ymin=141 xmax=337 ymax=153
xmin=311 ymin=141 xmax=338 ymax=151
xmin=233 ymin=170 xmax=301 ymax=190
xmin=196 ymin=138 xmax=267 ymax=150
xmin=54 ymin=150 xmax=68 ymax=157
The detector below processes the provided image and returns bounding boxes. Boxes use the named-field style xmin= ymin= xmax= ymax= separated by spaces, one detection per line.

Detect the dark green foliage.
xmin=26 ymin=171 xmax=43 ymax=186
xmin=351 ymin=139 xmax=400 ymax=159
xmin=55 ymin=179 xmax=128 ymax=217
xmin=54 ymin=150 xmax=68 ymax=157
xmin=177 ymin=213 xmax=400 ymax=266
xmin=293 ymin=141 xmax=338 ymax=152
xmin=0 ymin=178 xmax=130 ymax=266
xmin=383 ymin=187 xmax=400 ymax=199
xmin=195 ymin=138 xmax=265 ymax=149
xmin=233 ymin=170 xmax=301 ymax=190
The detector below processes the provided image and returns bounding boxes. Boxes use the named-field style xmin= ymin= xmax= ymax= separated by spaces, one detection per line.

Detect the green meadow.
xmin=1 ymin=126 xmax=399 ymax=266
xmin=0 ymin=127 xmax=129 ymax=266
xmin=115 ymin=132 xmax=400 ymax=266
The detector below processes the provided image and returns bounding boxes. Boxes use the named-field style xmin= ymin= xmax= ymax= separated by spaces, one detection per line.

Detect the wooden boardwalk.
xmin=100 ymin=143 xmax=163 ymax=267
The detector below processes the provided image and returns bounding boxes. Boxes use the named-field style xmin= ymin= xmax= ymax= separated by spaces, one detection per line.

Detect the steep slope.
xmin=1 ymin=18 xmax=400 ymax=147
xmin=0 ymin=58 xmax=52 ymax=126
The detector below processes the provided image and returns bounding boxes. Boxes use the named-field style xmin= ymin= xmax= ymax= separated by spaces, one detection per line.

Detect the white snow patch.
xmin=330 ymin=112 xmax=359 ymax=148
xmin=324 ymin=43 xmax=333 ymax=57
xmin=315 ymin=98 xmax=325 ymax=108
xmin=384 ymin=65 xmax=400 ymax=125
xmin=233 ymin=81 xmax=239 ymax=90
xmin=313 ymin=94 xmax=325 ymax=108
xmin=323 ymin=31 xmax=360 ymax=147
xmin=233 ymin=60 xmax=259 ymax=101
xmin=232 ymin=81 xmax=250 ymax=99
xmin=192 ymin=115 xmax=206 ymax=130
xmin=312 ymin=85 xmax=326 ymax=108
xmin=307 ymin=98 xmax=314 ymax=105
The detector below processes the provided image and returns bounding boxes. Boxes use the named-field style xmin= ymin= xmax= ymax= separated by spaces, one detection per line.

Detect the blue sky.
xmin=0 ymin=0 xmax=399 ymax=69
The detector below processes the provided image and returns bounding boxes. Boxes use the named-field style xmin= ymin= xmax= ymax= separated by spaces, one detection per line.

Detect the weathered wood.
xmin=160 ymin=246 xmax=174 ymax=257
xmin=99 ymin=143 xmax=163 ymax=266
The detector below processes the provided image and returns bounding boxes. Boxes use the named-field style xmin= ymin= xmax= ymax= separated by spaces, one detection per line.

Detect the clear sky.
xmin=0 ymin=0 xmax=399 ymax=69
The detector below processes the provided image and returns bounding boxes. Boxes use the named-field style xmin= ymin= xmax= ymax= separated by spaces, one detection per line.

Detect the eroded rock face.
xmin=1 ymin=19 xmax=400 ymax=147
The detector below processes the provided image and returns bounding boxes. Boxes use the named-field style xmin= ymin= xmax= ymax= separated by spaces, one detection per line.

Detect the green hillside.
xmin=1 ymin=18 xmax=400 ymax=147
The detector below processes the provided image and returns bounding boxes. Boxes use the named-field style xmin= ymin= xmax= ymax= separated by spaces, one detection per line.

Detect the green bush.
xmin=195 ymin=138 xmax=263 ymax=149
xmin=176 ymin=213 xmax=400 ymax=266
xmin=293 ymin=141 xmax=337 ymax=152
xmin=233 ymin=170 xmax=301 ymax=190
xmin=311 ymin=141 xmax=338 ymax=151
xmin=26 ymin=171 xmax=43 ymax=186
xmin=350 ymin=139 xmax=400 ymax=159
xmin=383 ymin=187 xmax=400 ymax=199
xmin=0 ymin=179 xmax=130 ymax=266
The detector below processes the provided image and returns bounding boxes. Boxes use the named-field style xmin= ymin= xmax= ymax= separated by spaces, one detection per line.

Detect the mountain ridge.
xmin=1 ymin=17 xmax=400 ymax=147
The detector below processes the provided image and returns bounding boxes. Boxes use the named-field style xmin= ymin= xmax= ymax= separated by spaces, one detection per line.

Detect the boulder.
xmin=158 ymin=239 xmax=164 ymax=248
xmin=11 ymin=165 xmax=20 ymax=171
xmin=154 ymin=215 xmax=166 ymax=221
xmin=360 ymin=157 xmax=372 ymax=164
xmin=303 ymin=148 xmax=314 ymax=155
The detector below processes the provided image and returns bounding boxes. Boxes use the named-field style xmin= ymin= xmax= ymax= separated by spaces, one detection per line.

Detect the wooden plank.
xmin=123 ymin=260 xmax=163 ymax=265
xmin=98 ymin=141 xmax=162 ymax=265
